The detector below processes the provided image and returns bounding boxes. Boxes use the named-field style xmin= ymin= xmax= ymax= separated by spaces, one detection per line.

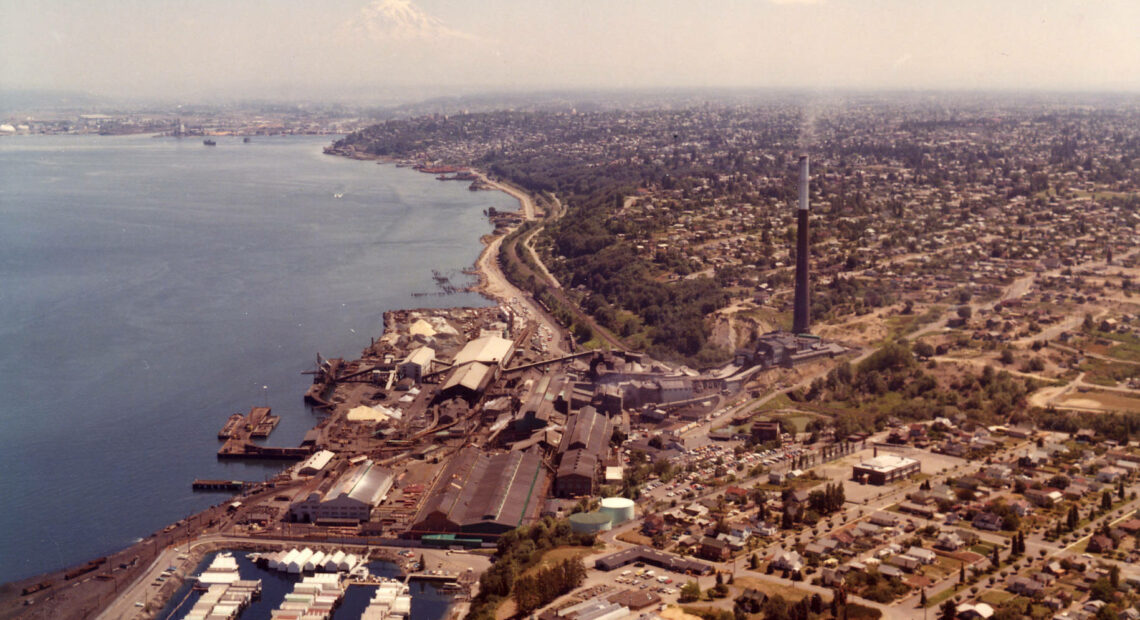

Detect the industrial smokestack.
xmin=793 ymin=155 xmax=811 ymax=335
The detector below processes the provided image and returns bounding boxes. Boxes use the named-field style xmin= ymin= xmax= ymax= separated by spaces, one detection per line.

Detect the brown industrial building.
xmin=554 ymin=407 xmax=613 ymax=497
xmin=406 ymin=447 xmax=547 ymax=539
xmin=751 ymin=420 xmax=781 ymax=443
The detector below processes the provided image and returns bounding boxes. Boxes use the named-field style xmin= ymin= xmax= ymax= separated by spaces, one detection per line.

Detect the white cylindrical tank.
xmin=599 ymin=497 xmax=635 ymax=525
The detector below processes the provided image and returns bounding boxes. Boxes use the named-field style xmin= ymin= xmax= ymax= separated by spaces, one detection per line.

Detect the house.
xmin=804 ymin=542 xmax=831 ymax=558
xmin=906 ymin=546 xmax=937 ymax=564
xmin=724 ymin=486 xmax=749 ymax=503
xmin=1097 ymin=466 xmax=1126 ymax=483
xmin=734 ymin=589 xmax=767 ymax=615
xmin=642 ymin=514 xmax=666 ymax=536
xmin=899 ymin=502 xmax=936 ymax=519
xmin=831 ymin=530 xmax=856 ymax=548
xmin=1006 ymin=575 xmax=1044 ymax=597
xmin=716 ymin=533 xmax=747 ymax=552
xmin=972 ymin=511 xmax=1004 ymax=531
xmin=1024 ymin=488 xmax=1062 ymax=508
xmin=1118 ymin=519 xmax=1140 ymax=535
xmin=771 ymin=550 xmax=803 ymax=572
xmin=936 ymin=532 xmax=964 ymax=550
xmin=889 ymin=554 xmax=921 ymax=572
xmin=877 ymin=565 xmax=904 ymax=579
xmin=700 ymin=536 xmax=732 ymax=561
xmin=1009 ymin=499 xmax=1033 ymax=517
xmin=1087 ymin=534 xmax=1115 ymax=554
xmin=869 ymin=512 xmax=901 ymax=527
xmin=820 ymin=567 xmax=845 ymax=587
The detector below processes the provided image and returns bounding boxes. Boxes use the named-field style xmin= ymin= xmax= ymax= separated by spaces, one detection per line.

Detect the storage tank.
xmin=599 ymin=497 xmax=635 ymax=525
xmin=569 ymin=511 xmax=612 ymax=534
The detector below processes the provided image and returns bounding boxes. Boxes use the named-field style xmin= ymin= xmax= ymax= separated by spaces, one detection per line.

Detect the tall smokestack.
xmin=793 ymin=155 xmax=811 ymax=335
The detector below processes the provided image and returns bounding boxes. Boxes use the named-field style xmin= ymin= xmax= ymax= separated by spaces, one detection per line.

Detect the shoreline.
xmin=0 ymin=149 xmax=565 ymax=618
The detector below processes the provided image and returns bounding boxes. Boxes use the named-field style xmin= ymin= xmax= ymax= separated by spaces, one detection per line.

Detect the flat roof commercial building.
xmin=593 ymin=546 xmax=713 ymax=576
xmin=852 ymin=454 xmax=920 ymax=485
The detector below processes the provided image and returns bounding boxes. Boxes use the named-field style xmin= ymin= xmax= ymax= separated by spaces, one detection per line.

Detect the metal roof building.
xmin=440 ymin=362 xmax=494 ymax=398
xmin=290 ymin=459 xmax=394 ymax=523
xmin=407 ymin=447 xmax=546 ymax=539
xmin=453 ymin=336 xmax=515 ymax=367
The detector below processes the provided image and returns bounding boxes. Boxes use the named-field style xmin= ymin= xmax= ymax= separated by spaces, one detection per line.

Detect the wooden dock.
xmin=218 ymin=413 xmax=245 ymax=439
xmin=215 ymin=406 xmax=298 ymax=459
xmin=217 ymin=441 xmax=311 ymax=460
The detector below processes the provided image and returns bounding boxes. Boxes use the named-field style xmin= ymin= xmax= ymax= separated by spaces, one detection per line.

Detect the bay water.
xmin=0 ymin=134 xmax=512 ymax=584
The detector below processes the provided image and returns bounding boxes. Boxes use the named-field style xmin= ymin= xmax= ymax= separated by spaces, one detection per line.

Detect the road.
xmin=473 ymin=172 xmax=535 ymax=221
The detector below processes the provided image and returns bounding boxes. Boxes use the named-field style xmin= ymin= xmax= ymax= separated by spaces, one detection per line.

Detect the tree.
xmin=992 ymin=544 xmax=1001 ymax=567
xmin=959 ymin=562 xmax=966 ymax=583
xmin=749 ymin=553 xmax=759 ymax=570
xmin=941 ymin=598 xmax=958 ymax=620
xmin=680 ymin=581 xmax=701 ymax=603
xmin=920 ymin=588 xmax=927 ymax=607
xmin=957 ymin=305 xmax=973 ymax=320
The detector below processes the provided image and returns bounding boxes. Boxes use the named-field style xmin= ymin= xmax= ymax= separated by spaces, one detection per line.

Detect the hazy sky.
xmin=2 ymin=0 xmax=1138 ymax=101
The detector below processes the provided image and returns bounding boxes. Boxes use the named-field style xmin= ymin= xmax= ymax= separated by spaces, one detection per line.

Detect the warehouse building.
xmin=555 ymin=406 xmax=612 ymax=497
xmin=407 ymin=447 xmax=546 ymax=539
xmin=398 ymin=346 xmax=435 ymax=383
xmin=290 ymin=459 xmax=393 ymax=523
xmin=852 ymin=454 xmax=920 ymax=485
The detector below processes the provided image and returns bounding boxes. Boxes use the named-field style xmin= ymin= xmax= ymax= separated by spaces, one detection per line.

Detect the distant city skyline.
xmin=2 ymin=0 xmax=1138 ymax=103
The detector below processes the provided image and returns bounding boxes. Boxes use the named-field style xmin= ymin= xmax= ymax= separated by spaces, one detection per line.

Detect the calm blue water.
xmin=159 ymin=552 xmax=452 ymax=620
xmin=0 ymin=134 xmax=513 ymax=584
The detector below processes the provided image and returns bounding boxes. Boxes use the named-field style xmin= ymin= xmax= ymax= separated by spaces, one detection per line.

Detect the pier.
xmin=215 ymin=406 xmax=298 ymax=459
xmin=217 ymin=442 xmax=311 ymax=460
xmin=191 ymin=479 xmax=252 ymax=492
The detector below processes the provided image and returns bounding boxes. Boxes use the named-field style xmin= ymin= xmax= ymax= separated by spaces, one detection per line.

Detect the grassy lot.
xmin=970 ymin=543 xmax=995 ymax=556
xmin=1078 ymin=357 xmax=1140 ymax=386
xmin=732 ymin=577 xmax=814 ymax=602
xmin=979 ymin=589 xmax=1017 ymax=605
xmin=1056 ymin=389 xmax=1140 ymax=414
xmin=755 ymin=393 xmax=795 ymax=413
xmin=769 ymin=411 xmax=826 ymax=433
xmin=1084 ymin=329 xmax=1140 ymax=363
xmin=923 ymin=555 xmax=962 ymax=582
xmin=617 ymin=531 xmax=653 ymax=546
xmin=519 ymin=546 xmax=594 ymax=579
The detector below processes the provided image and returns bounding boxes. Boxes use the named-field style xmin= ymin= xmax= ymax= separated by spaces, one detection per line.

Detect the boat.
xmin=243 ymin=137 xmax=251 ymax=143
xmin=203 ymin=139 xmax=216 ymax=146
